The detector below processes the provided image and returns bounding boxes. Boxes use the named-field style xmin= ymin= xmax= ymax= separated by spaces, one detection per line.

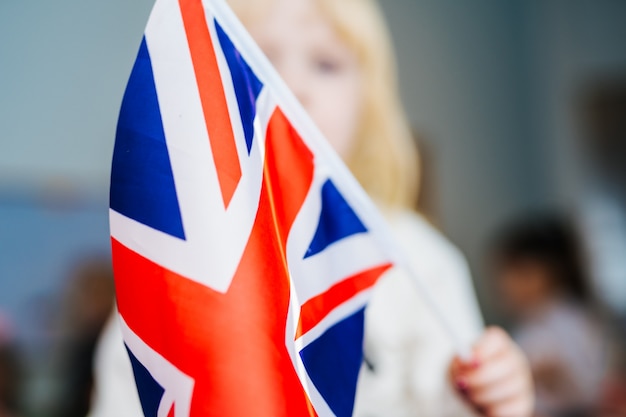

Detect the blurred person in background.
xmin=44 ymin=256 xmax=115 ymax=417
xmin=91 ymin=0 xmax=534 ymax=416
xmin=490 ymin=215 xmax=607 ymax=417
xmin=0 ymin=313 xmax=22 ymax=417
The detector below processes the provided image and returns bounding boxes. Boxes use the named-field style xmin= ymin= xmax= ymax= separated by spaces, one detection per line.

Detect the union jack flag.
xmin=109 ymin=0 xmax=397 ymax=415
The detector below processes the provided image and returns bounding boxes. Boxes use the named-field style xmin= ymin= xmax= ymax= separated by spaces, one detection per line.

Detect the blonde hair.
xmin=228 ymin=0 xmax=419 ymax=209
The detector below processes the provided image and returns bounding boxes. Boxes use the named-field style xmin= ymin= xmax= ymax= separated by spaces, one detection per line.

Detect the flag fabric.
xmin=109 ymin=0 xmax=398 ymax=416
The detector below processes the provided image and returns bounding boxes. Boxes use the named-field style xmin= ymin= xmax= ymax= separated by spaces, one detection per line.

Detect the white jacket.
xmin=353 ymin=209 xmax=482 ymax=416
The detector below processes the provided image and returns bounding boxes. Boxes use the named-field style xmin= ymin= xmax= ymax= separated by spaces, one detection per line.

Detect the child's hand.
xmin=449 ymin=327 xmax=534 ymax=417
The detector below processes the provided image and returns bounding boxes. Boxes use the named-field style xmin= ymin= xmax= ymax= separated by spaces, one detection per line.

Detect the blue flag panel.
xmin=305 ymin=179 xmax=368 ymax=258
xmin=110 ymin=38 xmax=186 ymax=240
xmin=299 ymin=309 xmax=366 ymax=417
xmin=214 ymin=20 xmax=263 ymax=155
xmin=126 ymin=345 xmax=165 ymax=417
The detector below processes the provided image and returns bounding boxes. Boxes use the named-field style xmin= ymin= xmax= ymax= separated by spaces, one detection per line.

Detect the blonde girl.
xmin=89 ymin=0 xmax=533 ymax=416
xmin=231 ymin=0 xmax=534 ymax=416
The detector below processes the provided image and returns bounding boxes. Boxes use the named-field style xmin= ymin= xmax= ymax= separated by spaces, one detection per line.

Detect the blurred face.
xmin=495 ymin=260 xmax=556 ymax=317
xmin=246 ymin=0 xmax=364 ymax=159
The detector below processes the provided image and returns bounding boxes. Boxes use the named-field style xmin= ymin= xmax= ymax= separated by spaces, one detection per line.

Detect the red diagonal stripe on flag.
xmin=295 ymin=263 xmax=392 ymax=339
xmin=179 ymin=0 xmax=241 ymax=208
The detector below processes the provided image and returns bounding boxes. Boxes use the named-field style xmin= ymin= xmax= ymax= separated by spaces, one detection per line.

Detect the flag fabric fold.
xmin=109 ymin=0 xmax=399 ymax=415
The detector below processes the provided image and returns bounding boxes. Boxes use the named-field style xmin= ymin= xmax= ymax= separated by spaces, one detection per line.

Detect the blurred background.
xmin=1 ymin=0 xmax=625 ymax=416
